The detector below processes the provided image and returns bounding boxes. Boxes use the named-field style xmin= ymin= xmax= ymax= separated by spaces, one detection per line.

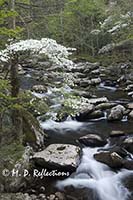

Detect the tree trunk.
xmin=11 ymin=0 xmax=16 ymax=29
xmin=10 ymin=55 xmax=19 ymax=97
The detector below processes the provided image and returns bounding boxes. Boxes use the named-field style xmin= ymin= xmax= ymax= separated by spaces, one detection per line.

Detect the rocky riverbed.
xmin=0 ymin=57 xmax=133 ymax=200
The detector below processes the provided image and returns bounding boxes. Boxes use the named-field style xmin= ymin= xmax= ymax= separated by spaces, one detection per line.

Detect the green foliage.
xmin=0 ymin=0 xmax=24 ymax=47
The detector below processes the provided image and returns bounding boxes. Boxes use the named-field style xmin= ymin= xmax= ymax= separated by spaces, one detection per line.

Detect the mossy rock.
xmin=18 ymin=107 xmax=46 ymax=149
xmin=0 ymin=143 xmax=25 ymax=192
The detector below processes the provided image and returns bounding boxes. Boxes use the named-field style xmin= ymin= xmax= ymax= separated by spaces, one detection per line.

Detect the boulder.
xmin=90 ymin=78 xmax=101 ymax=85
xmin=128 ymin=110 xmax=133 ymax=120
xmin=95 ymin=102 xmax=117 ymax=110
xmin=123 ymin=160 xmax=133 ymax=170
xmin=80 ymin=80 xmax=91 ymax=87
xmin=122 ymin=136 xmax=133 ymax=153
xmin=33 ymin=144 xmax=81 ymax=171
xmin=78 ymin=134 xmax=107 ymax=147
xmin=90 ymin=69 xmax=100 ymax=76
xmin=100 ymin=146 xmax=128 ymax=158
xmin=88 ymin=110 xmax=104 ymax=119
xmin=127 ymin=103 xmax=133 ymax=109
xmin=76 ymin=104 xmax=94 ymax=121
xmin=125 ymin=84 xmax=133 ymax=92
xmin=55 ymin=192 xmax=65 ymax=200
xmin=110 ymin=130 xmax=125 ymax=137
xmin=108 ymin=105 xmax=125 ymax=121
xmin=94 ymin=152 xmax=124 ymax=168
xmin=128 ymin=91 xmax=133 ymax=97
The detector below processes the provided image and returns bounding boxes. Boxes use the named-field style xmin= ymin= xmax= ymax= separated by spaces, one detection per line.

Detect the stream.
xmin=20 ymin=63 xmax=133 ymax=200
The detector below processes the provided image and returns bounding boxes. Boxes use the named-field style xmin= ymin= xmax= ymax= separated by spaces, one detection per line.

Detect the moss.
xmin=0 ymin=142 xmax=25 ymax=178
xmin=0 ymin=142 xmax=24 ymax=164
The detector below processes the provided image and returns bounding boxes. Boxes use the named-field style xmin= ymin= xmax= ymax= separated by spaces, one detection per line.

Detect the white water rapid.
xmin=56 ymin=147 xmax=133 ymax=200
xmin=40 ymin=119 xmax=84 ymax=133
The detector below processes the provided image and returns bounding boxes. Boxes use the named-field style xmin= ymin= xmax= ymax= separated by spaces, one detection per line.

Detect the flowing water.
xmin=20 ymin=66 xmax=133 ymax=199
xmin=56 ymin=146 xmax=133 ymax=200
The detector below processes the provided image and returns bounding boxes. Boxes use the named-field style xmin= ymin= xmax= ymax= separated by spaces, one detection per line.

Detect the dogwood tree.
xmin=0 ymin=38 xmax=76 ymax=97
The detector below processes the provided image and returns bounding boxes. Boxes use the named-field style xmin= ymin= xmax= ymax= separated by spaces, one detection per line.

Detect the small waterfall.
xmin=56 ymin=147 xmax=133 ymax=200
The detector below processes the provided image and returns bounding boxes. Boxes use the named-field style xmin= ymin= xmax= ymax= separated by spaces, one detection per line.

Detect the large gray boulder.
xmin=33 ymin=144 xmax=81 ymax=171
xmin=108 ymin=105 xmax=125 ymax=121
xmin=76 ymin=104 xmax=94 ymax=121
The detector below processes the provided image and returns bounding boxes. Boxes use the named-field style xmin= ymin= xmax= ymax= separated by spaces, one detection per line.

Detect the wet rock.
xmin=128 ymin=110 xmax=133 ymax=120
xmin=88 ymin=110 xmax=104 ymax=119
xmin=75 ymin=104 xmax=94 ymax=121
xmin=78 ymin=134 xmax=107 ymax=147
xmin=38 ymin=194 xmax=47 ymax=200
xmin=80 ymin=79 xmax=91 ymax=87
xmin=79 ymin=78 xmax=101 ymax=87
xmin=110 ymin=130 xmax=125 ymax=137
xmin=49 ymin=194 xmax=56 ymax=200
xmin=95 ymin=102 xmax=117 ymax=110
xmin=125 ymin=84 xmax=133 ymax=92
xmin=127 ymin=103 xmax=133 ymax=109
xmin=122 ymin=136 xmax=133 ymax=153
xmin=90 ymin=78 xmax=101 ymax=85
xmin=33 ymin=144 xmax=81 ymax=171
xmin=74 ymin=90 xmax=92 ymax=99
xmin=32 ymin=85 xmax=47 ymax=93
xmin=104 ymin=80 xmax=116 ymax=87
xmin=100 ymin=146 xmax=128 ymax=158
xmin=74 ymin=72 xmax=86 ymax=78
xmin=123 ymin=160 xmax=133 ymax=170
xmin=128 ymin=91 xmax=133 ymax=97
xmin=94 ymin=152 xmax=124 ymax=168
xmin=123 ymin=174 xmax=133 ymax=200
xmin=108 ymin=105 xmax=126 ymax=121
xmin=55 ymin=192 xmax=65 ymax=200
xmin=90 ymin=69 xmax=100 ymax=76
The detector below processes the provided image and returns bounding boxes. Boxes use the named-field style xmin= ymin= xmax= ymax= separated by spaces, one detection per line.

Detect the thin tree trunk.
xmin=11 ymin=0 xmax=16 ymax=29
xmin=8 ymin=0 xmax=16 ymax=29
xmin=10 ymin=55 xmax=19 ymax=97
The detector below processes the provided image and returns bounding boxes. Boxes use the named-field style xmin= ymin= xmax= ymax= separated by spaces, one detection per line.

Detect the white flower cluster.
xmin=0 ymin=38 xmax=76 ymax=68
xmin=64 ymin=96 xmax=92 ymax=111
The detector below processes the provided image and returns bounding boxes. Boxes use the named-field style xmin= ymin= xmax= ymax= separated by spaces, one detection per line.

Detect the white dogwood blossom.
xmin=0 ymin=38 xmax=76 ymax=68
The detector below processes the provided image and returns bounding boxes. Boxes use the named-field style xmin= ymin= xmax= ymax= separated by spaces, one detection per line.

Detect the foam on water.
xmin=99 ymin=83 xmax=117 ymax=91
xmin=56 ymin=147 xmax=133 ymax=200
xmin=40 ymin=119 xmax=84 ymax=133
